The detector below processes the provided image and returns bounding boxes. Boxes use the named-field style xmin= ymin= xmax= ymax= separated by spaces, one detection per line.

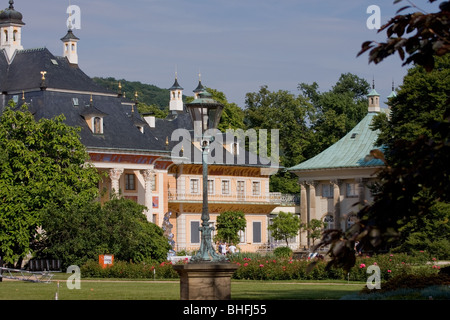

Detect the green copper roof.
xmin=288 ymin=111 xmax=385 ymax=171
xmin=367 ymin=88 xmax=380 ymax=97
xmin=387 ymin=90 xmax=397 ymax=99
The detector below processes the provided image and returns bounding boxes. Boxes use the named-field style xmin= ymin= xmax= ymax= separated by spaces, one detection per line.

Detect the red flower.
xmin=259 ymin=264 xmax=264 ymax=268
xmin=360 ymin=263 xmax=366 ymax=268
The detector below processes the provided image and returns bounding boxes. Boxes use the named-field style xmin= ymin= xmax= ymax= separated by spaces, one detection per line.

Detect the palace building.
xmin=0 ymin=1 xmax=284 ymax=253
xmin=288 ymin=84 xmax=395 ymax=247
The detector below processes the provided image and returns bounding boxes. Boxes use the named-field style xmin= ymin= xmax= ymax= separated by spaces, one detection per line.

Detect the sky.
xmin=13 ymin=0 xmax=440 ymax=108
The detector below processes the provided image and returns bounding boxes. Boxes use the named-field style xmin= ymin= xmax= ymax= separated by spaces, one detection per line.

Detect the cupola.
xmin=0 ymin=0 xmax=25 ymax=61
xmin=61 ymin=28 xmax=79 ymax=65
xmin=367 ymin=79 xmax=380 ymax=113
xmin=169 ymin=73 xmax=184 ymax=112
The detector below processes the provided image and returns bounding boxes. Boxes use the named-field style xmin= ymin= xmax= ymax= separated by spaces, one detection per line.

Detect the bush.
xmin=273 ymin=247 xmax=293 ymax=259
xmin=80 ymin=260 xmax=179 ymax=279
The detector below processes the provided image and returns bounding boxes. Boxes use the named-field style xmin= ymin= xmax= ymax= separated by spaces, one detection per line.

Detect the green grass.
xmin=0 ymin=278 xmax=364 ymax=300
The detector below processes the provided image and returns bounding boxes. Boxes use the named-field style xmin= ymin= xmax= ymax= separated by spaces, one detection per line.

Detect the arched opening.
xmin=323 ymin=214 xmax=334 ymax=230
xmin=93 ymin=117 xmax=102 ymax=134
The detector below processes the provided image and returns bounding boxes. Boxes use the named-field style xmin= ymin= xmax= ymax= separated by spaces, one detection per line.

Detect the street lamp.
xmin=186 ymin=91 xmax=228 ymax=263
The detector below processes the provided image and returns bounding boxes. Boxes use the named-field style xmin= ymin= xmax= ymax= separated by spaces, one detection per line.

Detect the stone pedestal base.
xmin=173 ymin=263 xmax=238 ymax=300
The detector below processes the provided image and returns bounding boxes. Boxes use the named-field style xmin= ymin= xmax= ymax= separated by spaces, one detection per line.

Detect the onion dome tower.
xmin=0 ymin=0 xmax=25 ymax=61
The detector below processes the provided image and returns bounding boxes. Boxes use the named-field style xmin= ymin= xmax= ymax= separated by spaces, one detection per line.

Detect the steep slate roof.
xmin=0 ymin=48 xmax=112 ymax=93
xmin=288 ymin=111 xmax=386 ymax=172
xmin=0 ymin=45 xmax=277 ymax=168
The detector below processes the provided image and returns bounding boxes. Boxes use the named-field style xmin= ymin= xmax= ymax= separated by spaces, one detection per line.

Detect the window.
xmin=208 ymin=179 xmax=214 ymax=195
xmin=72 ymin=98 xmax=79 ymax=106
xmin=252 ymin=181 xmax=261 ymax=196
xmin=322 ymin=184 xmax=333 ymax=198
xmin=221 ymin=180 xmax=230 ymax=195
xmin=93 ymin=117 xmax=102 ymax=134
xmin=237 ymin=181 xmax=245 ymax=200
xmin=253 ymin=222 xmax=262 ymax=243
xmin=190 ymin=179 xmax=199 ymax=194
xmin=324 ymin=215 xmax=334 ymax=229
xmin=125 ymin=174 xmax=136 ymax=190
xmin=346 ymin=183 xmax=358 ymax=197
xmin=190 ymin=221 xmax=200 ymax=244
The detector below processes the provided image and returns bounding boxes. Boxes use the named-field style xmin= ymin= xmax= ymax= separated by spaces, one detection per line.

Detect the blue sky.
xmin=15 ymin=0 xmax=440 ymax=107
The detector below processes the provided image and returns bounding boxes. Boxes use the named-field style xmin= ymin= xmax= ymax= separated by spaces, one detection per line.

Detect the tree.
xmin=214 ymin=211 xmax=247 ymax=245
xmin=36 ymin=197 xmax=171 ymax=268
xmin=358 ymin=0 xmax=450 ymax=72
xmin=306 ymin=219 xmax=326 ymax=246
xmin=298 ymin=73 xmax=370 ymax=157
xmin=268 ymin=212 xmax=300 ymax=246
xmin=244 ymin=86 xmax=314 ymax=194
xmin=0 ymin=105 xmax=101 ymax=265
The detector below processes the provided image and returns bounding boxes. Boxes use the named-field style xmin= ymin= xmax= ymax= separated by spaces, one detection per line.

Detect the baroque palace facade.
xmin=0 ymin=1 xmax=286 ymax=253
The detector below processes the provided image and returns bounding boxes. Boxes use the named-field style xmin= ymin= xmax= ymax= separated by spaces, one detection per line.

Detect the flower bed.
xmin=78 ymin=252 xmax=445 ymax=281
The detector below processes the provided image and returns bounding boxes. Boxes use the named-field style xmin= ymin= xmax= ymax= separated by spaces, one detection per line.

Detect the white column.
xmin=109 ymin=168 xmax=123 ymax=196
xmin=331 ymin=179 xmax=342 ymax=230
xmin=141 ymin=169 xmax=155 ymax=223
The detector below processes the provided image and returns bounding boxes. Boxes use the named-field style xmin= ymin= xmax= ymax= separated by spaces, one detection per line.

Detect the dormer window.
xmin=81 ymin=98 xmax=108 ymax=135
xmin=93 ymin=117 xmax=103 ymax=134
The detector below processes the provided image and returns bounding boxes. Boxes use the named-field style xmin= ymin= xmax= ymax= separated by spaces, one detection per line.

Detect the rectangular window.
xmin=252 ymin=181 xmax=261 ymax=196
xmin=125 ymin=174 xmax=136 ymax=190
xmin=190 ymin=179 xmax=199 ymax=194
xmin=221 ymin=180 xmax=230 ymax=195
xmin=190 ymin=221 xmax=200 ymax=244
xmin=322 ymin=184 xmax=333 ymax=198
xmin=237 ymin=181 xmax=245 ymax=200
xmin=208 ymin=179 xmax=215 ymax=195
xmin=346 ymin=183 xmax=358 ymax=197
xmin=253 ymin=221 xmax=262 ymax=243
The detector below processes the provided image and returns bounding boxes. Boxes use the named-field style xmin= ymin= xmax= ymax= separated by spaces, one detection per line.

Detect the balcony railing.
xmin=168 ymin=190 xmax=299 ymax=205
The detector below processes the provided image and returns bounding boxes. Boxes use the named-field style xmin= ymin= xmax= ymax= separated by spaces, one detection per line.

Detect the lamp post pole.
xmin=174 ymin=90 xmax=238 ymax=300
xmin=187 ymin=91 xmax=228 ymax=263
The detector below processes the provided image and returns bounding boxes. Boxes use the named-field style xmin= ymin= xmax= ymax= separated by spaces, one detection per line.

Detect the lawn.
xmin=0 ymin=279 xmax=364 ymax=300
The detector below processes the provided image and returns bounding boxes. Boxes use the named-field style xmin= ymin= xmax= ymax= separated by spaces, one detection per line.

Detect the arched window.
xmin=13 ymin=30 xmax=17 ymax=42
xmin=93 ymin=117 xmax=102 ymax=134
xmin=323 ymin=214 xmax=334 ymax=230
xmin=4 ymin=30 xmax=8 ymax=42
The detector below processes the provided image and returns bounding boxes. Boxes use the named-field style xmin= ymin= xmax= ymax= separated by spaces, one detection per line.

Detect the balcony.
xmin=168 ymin=190 xmax=299 ymax=206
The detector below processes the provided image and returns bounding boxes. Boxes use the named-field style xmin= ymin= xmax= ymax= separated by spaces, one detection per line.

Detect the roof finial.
xmin=372 ymin=76 xmax=375 ymax=89
xmin=392 ymin=79 xmax=395 ymax=91
xmin=9 ymin=0 xmax=14 ymax=9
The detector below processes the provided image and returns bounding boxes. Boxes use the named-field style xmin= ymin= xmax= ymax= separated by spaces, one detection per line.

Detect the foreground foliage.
xmin=0 ymin=106 xmax=100 ymax=264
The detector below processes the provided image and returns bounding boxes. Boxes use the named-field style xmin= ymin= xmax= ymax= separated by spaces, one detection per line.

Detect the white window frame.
xmin=221 ymin=179 xmax=230 ymax=195
xmin=190 ymin=178 xmax=200 ymax=194
xmin=346 ymin=183 xmax=358 ymax=197
xmin=252 ymin=181 xmax=261 ymax=196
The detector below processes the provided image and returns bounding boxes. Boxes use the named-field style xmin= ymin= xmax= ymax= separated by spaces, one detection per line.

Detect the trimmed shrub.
xmin=273 ymin=247 xmax=293 ymax=259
